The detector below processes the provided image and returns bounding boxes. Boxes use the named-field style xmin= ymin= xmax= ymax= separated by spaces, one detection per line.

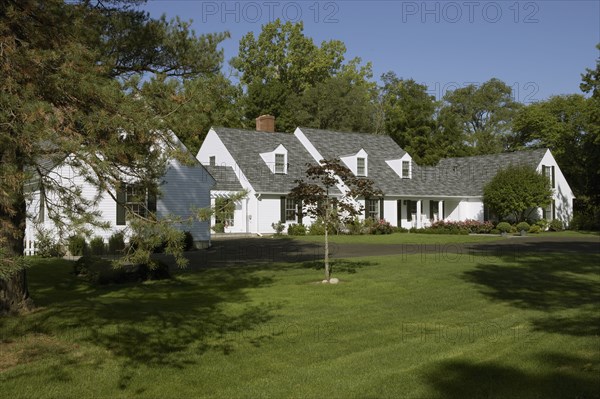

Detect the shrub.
xmin=370 ymin=219 xmax=393 ymax=235
xmin=212 ymin=222 xmax=225 ymax=233
xmin=535 ymin=219 xmax=548 ymax=230
xmin=308 ymin=218 xmax=327 ymax=235
xmin=344 ymin=217 xmax=364 ymax=235
xmin=287 ymin=223 xmax=307 ymax=236
xmin=74 ymin=256 xmax=171 ymax=284
xmin=108 ymin=232 xmax=125 ymax=254
xmin=183 ymin=231 xmax=195 ymax=251
xmin=35 ymin=228 xmax=65 ymax=258
xmin=420 ymin=219 xmax=493 ymax=235
xmin=496 ymin=222 xmax=512 ymax=233
xmin=528 ymin=225 xmax=541 ymax=234
xmin=516 ymin=222 xmax=531 ymax=232
xmin=89 ymin=236 xmax=105 ymax=256
xmin=490 ymin=228 xmax=501 ymax=235
xmin=394 ymin=227 xmax=408 ymax=233
xmin=67 ymin=235 xmax=87 ymax=256
xmin=271 ymin=221 xmax=285 ymax=235
xmin=549 ymin=219 xmax=563 ymax=231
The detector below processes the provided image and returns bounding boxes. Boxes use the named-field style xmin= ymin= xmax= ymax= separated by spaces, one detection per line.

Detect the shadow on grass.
xmin=1 ymin=259 xmax=282 ymax=389
xmin=422 ymin=352 xmax=599 ymax=399
xmin=463 ymin=252 xmax=600 ymax=336
xmin=300 ymin=259 xmax=379 ymax=275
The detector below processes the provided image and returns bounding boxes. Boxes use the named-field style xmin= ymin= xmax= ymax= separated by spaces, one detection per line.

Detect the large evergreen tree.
xmin=0 ymin=0 xmax=228 ymax=314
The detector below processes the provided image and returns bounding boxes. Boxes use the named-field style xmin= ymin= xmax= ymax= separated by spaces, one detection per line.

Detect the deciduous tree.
xmin=483 ymin=165 xmax=552 ymax=223
xmin=289 ymin=159 xmax=382 ymax=282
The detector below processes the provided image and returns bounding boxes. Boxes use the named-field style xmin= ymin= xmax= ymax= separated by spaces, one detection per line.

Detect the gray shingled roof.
xmin=212 ymin=127 xmax=340 ymax=194
xmin=298 ymin=127 xmax=548 ymax=197
xmin=434 ymin=148 xmax=548 ymax=196
xmin=204 ymin=165 xmax=244 ymax=191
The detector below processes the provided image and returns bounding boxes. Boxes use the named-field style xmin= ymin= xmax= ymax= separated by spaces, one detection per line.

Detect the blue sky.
xmin=140 ymin=0 xmax=599 ymax=103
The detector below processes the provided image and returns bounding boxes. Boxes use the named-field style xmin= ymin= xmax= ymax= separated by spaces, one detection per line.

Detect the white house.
xmin=24 ymin=134 xmax=215 ymax=255
xmin=197 ymin=116 xmax=575 ymax=234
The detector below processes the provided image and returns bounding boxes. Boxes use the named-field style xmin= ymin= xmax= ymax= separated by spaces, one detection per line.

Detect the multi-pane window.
xmin=542 ymin=165 xmax=554 ymax=188
xmin=209 ymin=156 xmax=216 ymax=166
xmin=402 ymin=160 xmax=411 ymax=178
xmin=366 ymin=199 xmax=379 ymax=220
xmin=357 ymin=157 xmax=366 ymax=176
xmin=275 ymin=154 xmax=286 ymax=174
xmin=285 ymin=198 xmax=297 ymax=221
xmin=125 ymin=184 xmax=147 ymax=217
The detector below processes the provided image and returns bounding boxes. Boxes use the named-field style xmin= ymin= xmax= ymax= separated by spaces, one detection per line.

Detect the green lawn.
xmin=291 ymin=230 xmax=598 ymax=245
xmin=291 ymin=232 xmax=502 ymax=245
xmin=1 ymin=249 xmax=598 ymax=398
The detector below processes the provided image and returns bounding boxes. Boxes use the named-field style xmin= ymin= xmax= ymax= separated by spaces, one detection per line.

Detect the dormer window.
xmin=402 ymin=160 xmax=411 ymax=178
xmin=209 ymin=156 xmax=216 ymax=166
xmin=275 ymin=154 xmax=286 ymax=174
xmin=260 ymin=144 xmax=288 ymax=175
xmin=357 ymin=157 xmax=366 ymax=176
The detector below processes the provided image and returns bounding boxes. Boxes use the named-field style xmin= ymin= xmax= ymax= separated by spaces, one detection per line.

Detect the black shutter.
xmin=397 ymin=200 xmax=402 ymax=226
xmin=407 ymin=201 xmax=412 ymax=222
xmin=297 ymin=200 xmax=303 ymax=224
xmin=551 ymin=166 xmax=555 ymax=188
xmin=147 ymin=190 xmax=157 ymax=214
xmin=552 ymin=200 xmax=556 ymax=220
xmin=116 ymin=185 xmax=126 ymax=225
xmin=379 ymin=198 xmax=384 ymax=220
xmin=280 ymin=197 xmax=286 ymax=223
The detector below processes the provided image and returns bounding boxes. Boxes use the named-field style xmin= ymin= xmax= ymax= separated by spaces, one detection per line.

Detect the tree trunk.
xmin=324 ymin=224 xmax=330 ymax=281
xmin=0 ymin=270 xmax=33 ymax=315
xmin=0 ymin=158 xmax=34 ymax=315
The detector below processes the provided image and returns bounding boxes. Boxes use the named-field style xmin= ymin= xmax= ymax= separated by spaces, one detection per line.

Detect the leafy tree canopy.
xmin=0 ymin=0 xmax=228 ymax=313
xmin=483 ymin=165 xmax=552 ymax=223
xmin=440 ymin=78 xmax=522 ymax=155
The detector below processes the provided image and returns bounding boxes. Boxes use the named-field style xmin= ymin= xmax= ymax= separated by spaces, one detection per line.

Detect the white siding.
xmin=537 ymin=149 xmax=575 ymax=226
xmin=25 ymin=145 xmax=214 ymax=254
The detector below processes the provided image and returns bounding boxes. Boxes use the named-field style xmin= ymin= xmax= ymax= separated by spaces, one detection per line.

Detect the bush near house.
xmin=108 ymin=232 xmax=125 ymax=255
xmin=35 ymin=227 xmax=65 ymax=258
xmin=73 ymin=256 xmax=171 ymax=285
xmin=271 ymin=221 xmax=285 ymax=235
xmin=183 ymin=231 xmax=195 ymax=251
xmin=420 ymin=220 xmax=494 ymax=235
xmin=496 ymin=222 xmax=512 ymax=234
xmin=529 ymin=225 xmax=541 ymax=234
xmin=549 ymin=219 xmax=564 ymax=231
xmin=287 ymin=223 xmax=307 ymax=236
xmin=308 ymin=219 xmax=327 ymax=235
xmin=89 ymin=237 xmax=106 ymax=256
xmin=67 ymin=235 xmax=87 ymax=256
xmin=516 ymin=222 xmax=531 ymax=232
xmin=369 ymin=219 xmax=394 ymax=235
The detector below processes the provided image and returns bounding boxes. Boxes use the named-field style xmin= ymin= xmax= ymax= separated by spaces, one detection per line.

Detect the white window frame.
xmin=275 ymin=153 xmax=286 ymax=174
xmin=402 ymin=160 xmax=411 ymax=179
xmin=285 ymin=198 xmax=297 ymax=221
xmin=357 ymin=157 xmax=366 ymax=176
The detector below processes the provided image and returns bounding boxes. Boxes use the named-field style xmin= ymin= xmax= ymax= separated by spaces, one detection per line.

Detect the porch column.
xmin=438 ymin=200 xmax=444 ymax=221
xmin=416 ymin=200 xmax=422 ymax=228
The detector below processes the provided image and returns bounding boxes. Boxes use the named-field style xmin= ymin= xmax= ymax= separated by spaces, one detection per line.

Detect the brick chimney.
xmin=256 ymin=114 xmax=275 ymax=133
